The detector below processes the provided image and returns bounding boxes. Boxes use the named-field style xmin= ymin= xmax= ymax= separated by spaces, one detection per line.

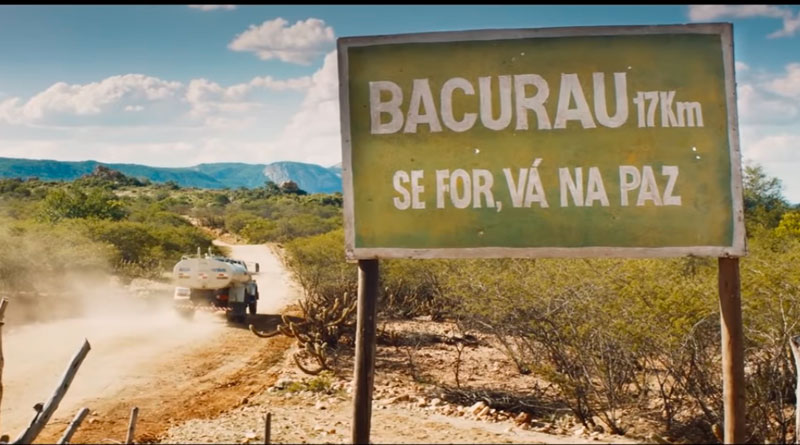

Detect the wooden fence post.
xmin=13 ymin=339 xmax=91 ymax=444
xmin=351 ymin=259 xmax=379 ymax=445
xmin=264 ymin=412 xmax=271 ymax=445
xmin=57 ymin=407 xmax=89 ymax=444
xmin=125 ymin=407 xmax=138 ymax=444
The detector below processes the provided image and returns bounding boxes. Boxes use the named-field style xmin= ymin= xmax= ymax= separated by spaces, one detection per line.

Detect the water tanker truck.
xmin=172 ymin=251 xmax=259 ymax=323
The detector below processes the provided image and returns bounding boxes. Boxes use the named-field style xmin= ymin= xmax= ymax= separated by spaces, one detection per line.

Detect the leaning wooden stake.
xmin=19 ymin=404 xmax=43 ymax=441
xmin=57 ymin=407 xmax=89 ymax=444
xmin=790 ymin=335 xmax=800 ymax=445
xmin=13 ymin=339 xmax=91 ymax=444
xmin=125 ymin=407 xmax=138 ymax=444
xmin=264 ymin=412 xmax=271 ymax=445
xmin=0 ymin=298 xmax=8 ymax=433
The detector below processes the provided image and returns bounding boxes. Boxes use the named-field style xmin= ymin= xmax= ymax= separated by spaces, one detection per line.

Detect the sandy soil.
xmin=159 ymin=317 xmax=642 ymax=445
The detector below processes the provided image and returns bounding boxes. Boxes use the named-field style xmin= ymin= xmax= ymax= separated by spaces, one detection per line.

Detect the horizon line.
xmin=0 ymin=155 xmax=343 ymax=169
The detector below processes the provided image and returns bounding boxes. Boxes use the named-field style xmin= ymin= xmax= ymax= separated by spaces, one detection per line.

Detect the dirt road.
xmin=2 ymin=241 xmax=641 ymax=444
xmin=0 ymin=243 xmax=300 ymax=444
xmin=219 ymin=241 xmax=299 ymax=316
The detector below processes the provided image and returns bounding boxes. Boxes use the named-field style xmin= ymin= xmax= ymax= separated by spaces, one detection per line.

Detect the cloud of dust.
xmin=0 ymin=272 xmax=226 ymax=437
xmin=2 ymin=259 xmax=235 ymax=335
xmin=4 ymin=267 xmax=229 ymax=349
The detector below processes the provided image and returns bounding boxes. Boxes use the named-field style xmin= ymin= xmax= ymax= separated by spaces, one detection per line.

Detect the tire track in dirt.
xmin=37 ymin=328 xmax=293 ymax=444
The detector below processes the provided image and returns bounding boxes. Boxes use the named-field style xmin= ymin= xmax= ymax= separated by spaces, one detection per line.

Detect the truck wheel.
xmin=248 ymin=300 xmax=257 ymax=315
xmin=227 ymin=302 xmax=247 ymax=324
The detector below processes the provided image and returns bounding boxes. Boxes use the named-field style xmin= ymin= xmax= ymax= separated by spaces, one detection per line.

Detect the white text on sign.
xmin=370 ymin=73 xmax=704 ymax=134
xmin=391 ymin=165 xmax=682 ymax=210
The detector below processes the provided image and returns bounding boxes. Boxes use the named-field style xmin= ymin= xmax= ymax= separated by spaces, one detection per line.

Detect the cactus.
xmin=250 ymin=291 xmax=357 ymax=375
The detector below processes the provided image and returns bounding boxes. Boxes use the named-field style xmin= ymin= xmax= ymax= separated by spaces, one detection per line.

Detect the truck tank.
xmin=173 ymin=256 xmax=250 ymax=290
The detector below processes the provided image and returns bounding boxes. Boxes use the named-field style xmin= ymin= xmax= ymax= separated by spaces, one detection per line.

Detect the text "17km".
xmin=633 ymin=91 xmax=703 ymax=128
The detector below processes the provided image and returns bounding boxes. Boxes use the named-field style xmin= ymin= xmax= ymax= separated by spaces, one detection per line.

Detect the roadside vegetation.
xmin=277 ymin=163 xmax=800 ymax=444
xmin=0 ymin=167 xmax=340 ymax=290
xmin=3 ymin=163 xmax=800 ymax=443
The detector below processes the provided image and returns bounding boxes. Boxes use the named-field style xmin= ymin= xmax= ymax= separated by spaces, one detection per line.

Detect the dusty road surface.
xmin=0 ymin=243 xmax=300 ymax=444
xmin=218 ymin=241 xmax=299 ymax=316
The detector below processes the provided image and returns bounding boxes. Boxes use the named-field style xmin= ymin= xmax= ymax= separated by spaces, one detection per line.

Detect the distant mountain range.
xmin=0 ymin=157 xmax=343 ymax=194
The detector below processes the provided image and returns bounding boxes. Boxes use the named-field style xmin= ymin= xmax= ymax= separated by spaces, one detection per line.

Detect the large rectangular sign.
xmin=338 ymin=23 xmax=745 ymax=260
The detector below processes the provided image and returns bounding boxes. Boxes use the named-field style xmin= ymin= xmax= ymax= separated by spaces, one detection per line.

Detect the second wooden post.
xmin=351 ymin=259 xmax=379 ymax=445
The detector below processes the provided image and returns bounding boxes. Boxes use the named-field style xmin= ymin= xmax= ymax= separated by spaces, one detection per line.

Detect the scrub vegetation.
xmin=278 ymin=163 xmax=800 ymax=444
xmin=3 ymin=163 xmax=800 ymax=443
xmin=0 ymin=167 xmax=340 ymax=291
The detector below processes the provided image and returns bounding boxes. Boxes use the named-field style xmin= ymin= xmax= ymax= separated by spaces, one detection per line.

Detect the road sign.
xmin=338 ymin=23 xmax=745 ymax=260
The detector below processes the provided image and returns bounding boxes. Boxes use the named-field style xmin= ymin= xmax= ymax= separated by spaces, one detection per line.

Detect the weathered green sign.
xmin=338 ymin=23 xmax=745 ymax=260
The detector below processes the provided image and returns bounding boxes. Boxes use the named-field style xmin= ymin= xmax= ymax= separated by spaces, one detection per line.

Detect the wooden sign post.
xmin=718 ymin=257 xmax=745 ymax=443
xmin=338 ymin=23 xmax=746 ymax=444
xmin=352 ymin=259 xmax=379 ymax=445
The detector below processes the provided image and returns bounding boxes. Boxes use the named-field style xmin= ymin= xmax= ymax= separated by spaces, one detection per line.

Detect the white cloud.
xmin=735 ymin=63 xmax=800 ymax=125
xmin=746 ymin=133 xmax=800 ymax=163
xmin=0 ymin=70 xmax=315 ymax=169
xmin=183 ymin=75 xmax=312 ymax=123
xmin=740 ymin=131 xmax=800 ymax=203
xmin=202 ymin=115 xmax=256 ymax=130
xmin=249 ymin=75 xmax=312 ymax=91
xmin=735 ymin=61 xmax=749 ymax=72
xmin=765 ymin=63 xmax=800 ymax=98
xmin=0 ymin=72 xmax=311 ymax=127
xmin=687 ymin=5 xmax=800 ymax=38
xmin=188 ymin=5 xmax=236 ymax=11
xmin=737 ymin=83 xmax=799 ymax=125
xmin=0 ymin=98 xmax=23 ymax=125
xmin=689 ymin=5 xmax=787 ymax=20
xmin=0 ymin=74 xmax=183 ymax=125
xmin=0 ymin=139 xmax=197 ymax=167
xmin=265 ymin=50 xmax=341 ymax=166
xmin=27 ymin=74 xmax=181 ymax=116
xmin=0 ymin=131 xmax=284 ymax=169
xmin=735 ymin=63 xmax=800 ymax=202
xmin=228 ymin=17 xmax=335 ymax=65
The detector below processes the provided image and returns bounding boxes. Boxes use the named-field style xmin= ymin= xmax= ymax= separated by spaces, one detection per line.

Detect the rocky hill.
xmin=0 ymin=157 xmax=342 ymax=193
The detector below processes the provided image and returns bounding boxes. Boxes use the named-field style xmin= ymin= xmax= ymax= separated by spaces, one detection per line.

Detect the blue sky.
xmin=0 ymin=5 xmax=799 ymax=200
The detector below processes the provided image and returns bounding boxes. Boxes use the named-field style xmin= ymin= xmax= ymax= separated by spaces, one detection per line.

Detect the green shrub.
xmin=224 ymin=211 xmax=260 ymax=234
xmin=0 ymin=219 xmax=114 ymax=291
xmin=82 ymin=218 xmax=213 ymax=279
xmin=240 ymin=219 xmax=277 ymax=243
xmin=283 ymin=371 xmax=338 ymax=394
xmin=283 ymin=228 xmax=357 ymax=301
xmin=39 ymin=185 xmax=127 ymax=222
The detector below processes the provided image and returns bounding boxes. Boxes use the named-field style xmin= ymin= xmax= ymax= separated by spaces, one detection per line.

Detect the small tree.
xmin=743 ymin=164 xmax=789 ymax=232
xmin=39 ymin=186 xmax=127 ymax=222
xmin=264 ymin=181 xmax=281 ymax=196
xmin=280 ymin=180 xmax=307 ymax=196
xmin=775 ymin=211 xmax=800 ymax=238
